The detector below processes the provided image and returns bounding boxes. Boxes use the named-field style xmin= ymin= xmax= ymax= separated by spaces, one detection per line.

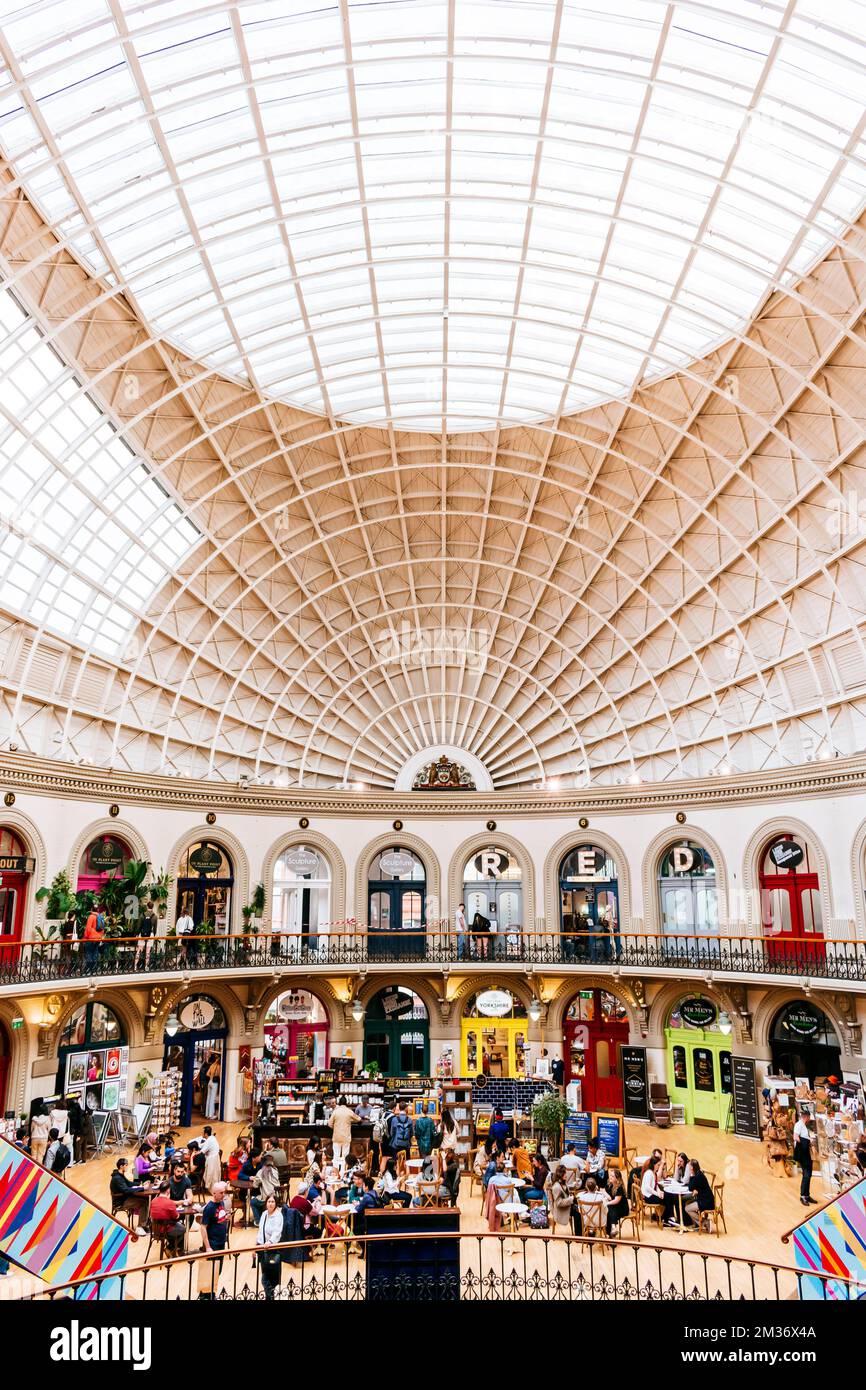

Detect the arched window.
xmin=657 ymin=840 xmax=718 ymax=944
xmin=367 ymin=848 xmax=426 ymax=959
xmin=61 ymin=1001 xmax=123 ymax=1048
xmin=364 ymin=987 xmax=429 ymax=1076
xmin=559 ymin=844 xmax=620 ymax=963
xmin=57 ymin=1001 xmax=126 ymax=1112
xmin=76 ymin=835 xmax=132 ymax=892
xmin=176 ymin=841 xmax=234 ymax=932
xmin=462 ymin=846 xmax=523 ymax=947
xmin=759 ymin=832 xmax=824 ymax=962
xmin=272 ymin=846 xmax=331 ymax=948
xmin=162 ymin=994 xmax=228 ymax=1126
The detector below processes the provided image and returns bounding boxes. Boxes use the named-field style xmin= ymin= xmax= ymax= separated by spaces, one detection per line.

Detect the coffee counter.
xmin=254 ymin=1122 xmax=374 ymax=1172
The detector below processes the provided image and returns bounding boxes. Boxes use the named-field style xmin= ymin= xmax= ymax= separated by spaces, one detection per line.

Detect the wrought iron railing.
xmin=24 ymin=1230 xmax=865 ymax=1302
xmin=2 ymin=925 xmax=864 ymax=985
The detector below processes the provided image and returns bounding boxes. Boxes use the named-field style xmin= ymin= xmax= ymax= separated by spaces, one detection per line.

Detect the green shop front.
xmin=665 ymin=993 xmax=733 ymax=1127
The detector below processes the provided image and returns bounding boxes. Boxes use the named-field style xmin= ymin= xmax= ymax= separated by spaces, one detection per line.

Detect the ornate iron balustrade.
xmin=2 ymin=927 xmax=865 ymax=985
xmin=23 ymin=1230 xmax=864 ymax=1302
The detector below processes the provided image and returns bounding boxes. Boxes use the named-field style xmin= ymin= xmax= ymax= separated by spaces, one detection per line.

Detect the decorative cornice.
xmin=4 ymin=750 xmax=866 ymax=818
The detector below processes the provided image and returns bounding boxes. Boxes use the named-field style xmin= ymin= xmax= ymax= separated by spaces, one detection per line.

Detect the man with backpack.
xmin=45 ymin=1127 xmax=71 ymax=1176
xmin=83 ymin=907 xmax=105 ymax=971
xmin=386 ymin=1102 xmax=414 ymax=1159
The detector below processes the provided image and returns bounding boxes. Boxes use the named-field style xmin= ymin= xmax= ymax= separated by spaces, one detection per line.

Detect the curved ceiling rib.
xmin=1 ymin=2 xmax=866 ymax=790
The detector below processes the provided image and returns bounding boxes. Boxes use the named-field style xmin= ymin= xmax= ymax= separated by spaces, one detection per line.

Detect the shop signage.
xmin=693 ymin=1047 xmax=716 ymax=1093
xmin=769 ymin=840 xmax=805 ymax=870
xmin=564 ymin=1110 xmax=592 ymax=1157
xmin=283 ymin=848 xmax=319 ymax=875
xmin=621 ymin=1046 xmax=649 ymax=1120
xmin=0 ymin=855 xmax=32 ymax=874
xmin=474 ymin=989 xmax=514 ymax=1017
xmin=731 ymin=1056 xmax=761 ymax=1139
xmin=380 ymin=987 xmax=415 ymax=1017
xmin=679 ymin=996 xmax=717 ymax=1029
xmin=783 ymin=1005 xmax=820 ymax=1038
xmin=595 ymin=1113 xmax=623 ymax=1159
xmin=89 ymin=839 xmax=124 ymax=872
xmin=472 ymin=848 xmax=511 ymax=878
xmin=277 ymin=993 xmax=312 ymax=1022
xmin=189 ymin=844 xmax=223 ymax=875
xmin=567 ymin=847 xmax=608 ymax=880
xmin=380 ymin=850 xmax=416 ymax=877
xmin=179 ymin=998 xmax=216 ymax=1030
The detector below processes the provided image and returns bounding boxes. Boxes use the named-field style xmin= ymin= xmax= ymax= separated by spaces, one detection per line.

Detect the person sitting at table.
xmin=560 ymin=1143 xmax=583 ymax=1178
xmin=169 ymin=1161 xmax=193 ymax=1205
xmin=250 ymin=1151 xmax=282 ymax=1225
xmin=683 ymin=1159 xmax=715 ymax=1228
xmin=109 ymin=1158 xmax=149 ymax=1225
xmin=150 ymin=1182 xmax=186 ymax=1253
xmin=511 ymin=1139 xmax=533 ymax=1181
xmin=134 ymin=1143 xmax=157 ymax=1180
xmin=629 ymin=1148 xmax=661 ymax=1200
xmin=640 ymin=1157 xmax=665 ymax=1212
xmin=227 ymin=1138 xmax=250 ymax=1184
xmin=550 ymin=1164 xmax=576 ymax=1234
xmin=187 ymin=1141 xmax=206 ymax=1188
xmin=584 ymin=1137 xmax=607 ymax=1188
xmin=352 ymin=1175 xmax=383 ymax=1233
xmin=378 ymin=1158 xmax=412 ymax=1208
xmin=672 ymin=1151 xmax=690 ymax=1184
xmin=531 ymin=1153 xmax=550 ymax=1196
xmin=442 ymin=1150 xmax=461 ymax=1208
xmin=576 ymin=1176 xmax=609 ymax=1236
xmin=605 ymin=1168 xmax=629 ymax=1235
xmin=268 ymin=1141 xmax=289 ymax=1178
xmin=483 ymin=1153 xmax=502 ymax=1190
xmin=306 ymin=1169 xmax=324 ymax=1204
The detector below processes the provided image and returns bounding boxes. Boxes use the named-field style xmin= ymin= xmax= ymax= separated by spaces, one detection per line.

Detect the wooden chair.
xmin=634 ymin=1188 xmax=665 ymax=1232
xmin=467 ymin=1148 xmax=486 ymax=1206
xmin=144 ymin=1217 xmax=182 ymax=1263
xmin=664 ymin=1148 xmax=680 ymax=1174
xmin=698 ymin=1183 xmax=727 ymax=1236
xmin=612 ymin=1210 xmax=640 ymax=1241
xmin=576 ymin=1198 xmax=608 ymax=1251
xmin=418 ymin=1180 xmax=445 ymax=1208
xmin=623 ymin=1145 xmax=637 ymax=1174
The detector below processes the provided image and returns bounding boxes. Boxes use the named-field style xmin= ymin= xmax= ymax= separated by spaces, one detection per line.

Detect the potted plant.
xmin=134 ymin=1067 xmax=153 ymax=1098
xmin=35 ymin=870 xmax=76 ymax=925
xmin=364 ymin=1060 xmax=380 ymax=1079
xmin=532 ymin=1093 xmax=570 ymax=1158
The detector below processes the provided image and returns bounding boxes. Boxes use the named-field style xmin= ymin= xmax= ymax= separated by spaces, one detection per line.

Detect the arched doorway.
xmin=759 ymin=832 xmax=825 ymax=963
xmin=0 ymin=1021 xmax=10 ymax=1116
xmin=665 ymin=994 xmax=733 ymax=1128
xmin=76 ymin=834 xmax=133 ymax=894
xmin=264 ymin=989 xmax=329 ymax=1079
xmin=363 ymin=988 xmax=429 ymax=1075
xmin=564 ymin=989 xmax=629 ymax=1113
xmin=175 ymin=842 xmax=234 ymax=935
xmin=163 ymin=994 xmax=228 ymax=1125
xmin=0 ymin=828 xmax=34 ymax=963
xmin=462 ymin=845 xmax=522 ymax=958
xmin=461 ymin=989 xmax=527 ymax=1079
xmin=56 ymin=1001 xmax=127 ymax=1113
xmin=271 ymin=845 xmax=331 ymax=956
xmin=559 ymin=844 xmax=621 ymax=962
xmin=367 ymin=847 xmax=426 ymax=959
xmin=657 ymin=840 xmax=718 ymax=952
xmin=770 ymin=1001 xmax=841 ymax=1085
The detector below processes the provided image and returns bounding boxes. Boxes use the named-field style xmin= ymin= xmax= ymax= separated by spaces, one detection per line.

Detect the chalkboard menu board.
xmin=621 ymin=1046 xmax=648 ymax=1120
xmin=732 ymin=1056 xmax=761 ymax=1139
xmin=564 ymin=1110 xmax=592 ymax=1156
xmin=595 ymin=1113 xmax=623 ymax=1159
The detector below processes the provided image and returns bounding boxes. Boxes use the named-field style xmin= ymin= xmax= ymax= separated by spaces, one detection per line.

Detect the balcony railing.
xmin=23 ymin=1230 xmax=865 ymax=1302
xmin=1 ymin=925 xmax=864 ymax=985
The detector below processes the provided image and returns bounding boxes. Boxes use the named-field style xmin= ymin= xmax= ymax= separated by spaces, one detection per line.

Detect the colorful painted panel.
xmin=0 ymin=1137 xmax=128 ymax=1299
xmin=792 ymin=1176 xmax=866 ymax=1300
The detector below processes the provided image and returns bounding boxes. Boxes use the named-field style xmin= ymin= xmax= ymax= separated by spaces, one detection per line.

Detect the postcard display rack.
xmin=798 ymin=1080 xmax=864 ymax=1193
xmin=150 ymin=1068 xmax=182 ymax=1132
xmin=443 ymin=1082 xmax=472 ymax=1159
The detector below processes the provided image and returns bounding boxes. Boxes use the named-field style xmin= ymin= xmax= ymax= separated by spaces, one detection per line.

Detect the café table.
xmin=663 ymin=1179 xmax=692 ymax=1232
xmin=230 ymin=1179 xmax=256 ymax=1227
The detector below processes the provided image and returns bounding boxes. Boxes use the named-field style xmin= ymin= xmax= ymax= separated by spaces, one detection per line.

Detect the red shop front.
xmin=564 ymin=988 xmax=629 ymax=1113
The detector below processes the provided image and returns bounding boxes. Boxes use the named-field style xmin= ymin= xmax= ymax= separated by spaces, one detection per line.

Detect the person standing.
xmin=29 ymin=1106 xmax=51 ymax=1166
xmin=205 ymin=1053 xmax=221 ymax=1120
xmin=794 ymin=1112 xmax=817 ymax=1206
xmin=256 ymin=1193 xmax=286 ymax=1299
xmin=82 ymin=908 xmax=105 ymax=972
xmin=137 ymin=899 xmax=158 ymax=969
xmin=454 ymin=902 xmax=468 ymax=961
xmin=329 ymin=1095 xmax=361 ymax=1173
xmin=414 ymin=1109 xmax=436 ymax=1158
xmin=386 ymin=1102 xmax=414 ymax=1160
xmin=199 ymin=1182 xmax=230 ymax=1299
xmin=489 ymin=1109 xmax=509 ymax=1155
xmin=59 ymin=910 xmax=78 ymax=973
xmin=198 ymin=1124 xmax=222 ymax=1191
xmin=175 ymin=907 xmax=195 ymax=964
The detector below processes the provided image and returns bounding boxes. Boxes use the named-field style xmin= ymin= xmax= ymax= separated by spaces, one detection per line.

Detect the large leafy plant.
xmin=532 ymin=1093 xmax=571 ymax=1154
xmin=35 ymin=870 xmax=76 ymax=920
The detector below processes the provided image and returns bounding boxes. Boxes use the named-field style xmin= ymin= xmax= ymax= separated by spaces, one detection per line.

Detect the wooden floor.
xmin=57 ymin=1118 xmax=817 ymax=1300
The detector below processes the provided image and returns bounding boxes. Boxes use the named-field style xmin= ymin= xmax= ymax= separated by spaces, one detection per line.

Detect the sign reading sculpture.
xmin=283 ymin=849 xmax=320 ymax=875
xmin=380 ymin=851 xmax=417 ymax=877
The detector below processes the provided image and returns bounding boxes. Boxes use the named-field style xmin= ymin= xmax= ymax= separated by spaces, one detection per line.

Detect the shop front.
xmin=0 ymin=827 xmax=34 ymax=963
xmin=665 ymin=994 xmax=733 ymax=1127
xmin=770 ymin=1000 xmax=842 ymax=1085
xmin=163 ymin=994 xmax=228 ymax=1125
xmin=461 ymin=989 xmax=527 ymax=1079
xmin=76 ymin=834 xmax=132 ymax=895
xmin=462 ymin=846 xmax=522 ymax=956
xmin=263 ymin=988 xmax=330 ymax=1079
xmin=559 ymin=844 xmax=621 ymax=961
xmin=367 ymin=847 xmax=426 ymax=959
xmin=564 ymin=988 xmax=629 ymax=1112
xmin=657 ymin=840 xmax=718 ymax=949
xmin=363 ymin=987 xmax=429 ymax=1074
xmin=0 ymin=1020 xmax=10 ymax=1115
xmin=759 ymin=832 xmax=825 ymax=963
xmin=271 ymin=845 xmax=331 ymax=954
xmin=175 ymin=842 xmax=234 ymax=934
xmin=56 ymin=1001 xmax=128 ymax=1113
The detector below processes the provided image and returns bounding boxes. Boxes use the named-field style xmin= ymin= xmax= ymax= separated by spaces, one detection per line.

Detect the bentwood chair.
xmin=698 ymin=1183 xmax=728 ymax=1236
xmin=576 ymin=1198 xmax=608 ymax=1251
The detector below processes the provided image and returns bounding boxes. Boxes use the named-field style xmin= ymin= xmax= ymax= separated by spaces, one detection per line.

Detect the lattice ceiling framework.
xmin=1 ymin=1 xmax=866 ymax=789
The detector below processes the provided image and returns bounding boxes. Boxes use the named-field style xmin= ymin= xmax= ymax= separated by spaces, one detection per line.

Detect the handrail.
xmin=24 ymin=1228 xmax=866 ymax=1301
xmin=780 ymin=1172 xmax=866 ymax=1244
